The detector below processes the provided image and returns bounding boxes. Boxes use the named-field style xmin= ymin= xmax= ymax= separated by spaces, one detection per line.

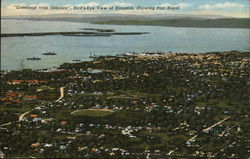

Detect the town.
xmin=0 ymin=51 xmax=249 ymax=158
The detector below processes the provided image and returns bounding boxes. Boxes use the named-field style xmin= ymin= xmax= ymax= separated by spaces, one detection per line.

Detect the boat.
xmin=26 ymin=57 xmax=41 ymax=61
xmin=72 ymin=59 xmax=81 ymax=62
xmin=42 ymin=51 xmax=57 ymax=55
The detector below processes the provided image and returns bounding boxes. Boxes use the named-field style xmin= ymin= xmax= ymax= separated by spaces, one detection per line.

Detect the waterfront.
xmin=1 ymin=19 xmax=250 ymax=70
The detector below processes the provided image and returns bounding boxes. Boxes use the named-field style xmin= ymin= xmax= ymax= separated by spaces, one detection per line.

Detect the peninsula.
xmin=1 ymin=31 xmax=149 ymax=37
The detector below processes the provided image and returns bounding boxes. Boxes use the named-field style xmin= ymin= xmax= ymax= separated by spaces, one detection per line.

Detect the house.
xmin=44 ymin=144 xmax=52 ymax=148
xmin=78 ymin=146 xmax=88 ymax=151
xmin=31 ymin=142 xmax=40 ymax=148
xmin=59 ymin=145 xmax=66 ymax=151
xmin=10 ymin=80 xmax=47 ymax=85
xmin=98 ymin=134 xmax=105 ymax=138
xmin=33 ymin=118 xmax=42 ymax=122
xmin=188 ymin=130 xmax=197 ymax=136
xmin=23 ymin=95 xmax=37 ymax=101
xmin=67 ymin=137 xmax=76 ymax=140
xmin=156 ymin=127 xmax=161 ymax=131
xmin=129 ymin=135 xmax=136 ymax=138
xmin=0 ymin=150 xmax=5 ymax=159
xmin=30 ymin=114 xmax=38 ymax=118
xmin=0 ymin=92 xmax=22 ymax=104
xmin=60 ymin=121 xmax=68 ymax=125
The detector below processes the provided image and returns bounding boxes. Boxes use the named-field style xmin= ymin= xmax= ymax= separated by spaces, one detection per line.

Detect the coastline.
xmin=1 ymin=50 xmax=248 ymax=72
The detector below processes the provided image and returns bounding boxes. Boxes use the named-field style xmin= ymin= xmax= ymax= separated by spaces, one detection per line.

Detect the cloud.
xmin=158 ymin=3 xmax=191 ymax=8
xmin=178 ymin=3 xmax=192 ymax=8
xmin=188 ymin=10 xmax=249 ymax=18
xmin=102 ymin=2 xmax=133 ymax=8
xmin=75 ymin=2 xmax=100 ymax=7
xmin=198 ymin=3 xmax=244 ymax=10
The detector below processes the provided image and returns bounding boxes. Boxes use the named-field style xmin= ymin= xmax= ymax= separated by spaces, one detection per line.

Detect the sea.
xmin=1 ymin=19 xmax=250 ymax=70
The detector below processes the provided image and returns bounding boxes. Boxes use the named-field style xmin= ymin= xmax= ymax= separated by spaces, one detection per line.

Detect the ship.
xmin=72 ymin=58 xmax=81 ymax=62
xmin=42 ymin=51 xmax=57 ymax=55
xmin=26 ymin=57 xmax=41 ymax=61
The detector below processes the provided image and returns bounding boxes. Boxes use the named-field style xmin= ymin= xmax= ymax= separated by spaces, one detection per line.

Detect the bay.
xmin=1 ymin=19 xmax=249 ymax=70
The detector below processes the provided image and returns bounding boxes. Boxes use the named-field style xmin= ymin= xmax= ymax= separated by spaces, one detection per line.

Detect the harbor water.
xmin=1 ymin=19 xmax=249 ymax=70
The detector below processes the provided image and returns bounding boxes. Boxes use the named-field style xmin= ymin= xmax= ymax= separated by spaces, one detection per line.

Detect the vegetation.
xmin=0 ymin=51 xmax=249 ymax=158
xmin=71 ymin=109 xmax=113 ymax=117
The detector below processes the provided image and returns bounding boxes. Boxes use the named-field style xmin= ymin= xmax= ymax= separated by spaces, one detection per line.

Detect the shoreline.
xmin=1 ymin=50 xmax=248 ymax=72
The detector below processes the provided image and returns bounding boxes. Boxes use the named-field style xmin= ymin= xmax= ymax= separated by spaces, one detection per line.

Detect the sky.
xmin=1 ymin=0 xmax=250 ymax=17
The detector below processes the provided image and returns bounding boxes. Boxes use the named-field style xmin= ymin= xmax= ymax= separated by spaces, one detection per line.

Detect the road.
xmin=167 ymin=116 xmax=230 ymax=155
xmin=186 ymin=116 xmax=230 ymax=142
xmin=214 ymin=142 xmax=236 ymax=156
xmin=55 ymin=87 xmax=64 ymax=102
xmin=186 ymin=135 xmax=198 ymax=143
xmin=18 ymin=87 xmax=64 ymax=122
xmin=1 ymin=87 xmax=65 ymax=126
xmin=218 ymin=122 xmax=239 ymax=137
xmin=202 ymin=116 xmax=230 ymax=133
xmin=18 ymin=111 xmax=31 ymax=122
xmin=0 ymin=122 xmax=12 ymax=127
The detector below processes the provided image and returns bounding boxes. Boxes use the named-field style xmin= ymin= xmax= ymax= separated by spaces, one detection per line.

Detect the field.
xmin=71 ymin=109 xmax=113 ymax=117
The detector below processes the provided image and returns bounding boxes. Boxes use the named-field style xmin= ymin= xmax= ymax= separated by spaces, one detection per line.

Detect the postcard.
xmin=1 ymin=0 xmax=249 ymax=158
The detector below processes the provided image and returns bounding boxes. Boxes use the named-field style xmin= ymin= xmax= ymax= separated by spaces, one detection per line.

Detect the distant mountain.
xmin=1 ymin=13 xmax=230 ymax=20
xmin=2 ymin=14 xmax=249 ymax=28
xmin=93 ymin=18 xmax=250 ymax=28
